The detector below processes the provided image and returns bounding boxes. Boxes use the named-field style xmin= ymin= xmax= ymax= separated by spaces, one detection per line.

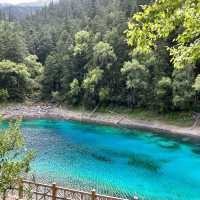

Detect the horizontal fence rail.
xmin=12 ymin=180 xmax=139 ymax=200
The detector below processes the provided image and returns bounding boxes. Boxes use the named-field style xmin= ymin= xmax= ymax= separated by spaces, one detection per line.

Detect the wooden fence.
xmin=13 ymin=180 xmax=139 ymax=200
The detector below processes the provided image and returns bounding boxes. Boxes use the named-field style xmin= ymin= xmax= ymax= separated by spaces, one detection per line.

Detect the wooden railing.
xmin=14 ymin=180 xmax=139 ymax=200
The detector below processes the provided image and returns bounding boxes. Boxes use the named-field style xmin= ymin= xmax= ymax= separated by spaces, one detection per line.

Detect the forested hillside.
xmin=0 ymin=0 xmax=199 ymax=114
xmin=0 ymin=4 xmax=40 ymax=20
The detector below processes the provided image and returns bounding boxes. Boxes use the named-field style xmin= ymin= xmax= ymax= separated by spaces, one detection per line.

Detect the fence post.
xmin=133 ymin=195 xmax=139 ymax=200
xmin=18 ymin=181 xmax=23 ymax=199
xmin=91 ymin=189 xmax=96 ymax=200
xmin=52 ymin=183 xmax=57 ymax=200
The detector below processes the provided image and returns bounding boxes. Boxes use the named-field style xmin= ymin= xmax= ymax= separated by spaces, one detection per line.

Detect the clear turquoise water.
xmin=5 ymin=119 xmax=200 ymax=200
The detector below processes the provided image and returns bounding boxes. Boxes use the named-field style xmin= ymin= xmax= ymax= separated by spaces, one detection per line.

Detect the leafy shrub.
xmin=0 ymin=89 xmax=9 ymax=102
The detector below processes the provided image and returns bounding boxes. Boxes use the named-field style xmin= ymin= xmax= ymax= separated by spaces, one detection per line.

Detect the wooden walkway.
xmin=8 ymin=180 xmax=139 ymax=200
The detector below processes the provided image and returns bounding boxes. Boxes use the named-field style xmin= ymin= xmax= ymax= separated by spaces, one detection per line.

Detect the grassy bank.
xmin=106 ymin=108 xmax=193 ymax=127
xmin=68 ymin=105 xmax=193 ymax=127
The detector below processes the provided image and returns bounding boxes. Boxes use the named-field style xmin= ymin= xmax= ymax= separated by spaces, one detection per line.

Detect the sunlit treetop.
xmin=126 ymin=0 xmax=200 ymax=69
xmin=0 ymin=60 xmax=30 ymax=79
xmin=83 ymin=68 xmax=103 ymax=93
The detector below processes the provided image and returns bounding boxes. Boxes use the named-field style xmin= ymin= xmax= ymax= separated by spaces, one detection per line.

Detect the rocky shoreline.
xmin=1 ymin=103 xmax=200 ymax=138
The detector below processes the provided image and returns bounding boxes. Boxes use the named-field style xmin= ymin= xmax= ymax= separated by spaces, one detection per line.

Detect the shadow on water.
xmin=152 ymin=131 xmax=200 ymax=146
xmin=70 ymin=145 xmax=113 ymax=164
xmin=191 ymin=147 xmax=200 ymax=155
xmin=128 ymin=153 xmax=163 ymax=173
xmin=91 ymin=153 xmax=112 ymax=163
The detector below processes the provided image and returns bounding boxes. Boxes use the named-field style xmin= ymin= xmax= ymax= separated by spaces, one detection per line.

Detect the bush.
xmin=0 ymin=120 xmax=34 ymax=200
xmin=0 ymin=89 xmax=9 ymax=102
xmin=51 ymin=91 xmax=63 ymax=103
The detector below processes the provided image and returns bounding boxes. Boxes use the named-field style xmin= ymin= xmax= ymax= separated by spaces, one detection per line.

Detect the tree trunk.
xmin=3 ymin=190 xmax=7 ymax=200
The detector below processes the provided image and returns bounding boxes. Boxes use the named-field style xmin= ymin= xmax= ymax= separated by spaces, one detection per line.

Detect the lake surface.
xmin=6 ymin=119 xmax=200 ymax=200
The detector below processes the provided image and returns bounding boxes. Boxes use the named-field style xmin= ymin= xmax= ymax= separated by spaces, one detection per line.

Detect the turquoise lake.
xmin=7 ymin=119 xmax=200 ymax=200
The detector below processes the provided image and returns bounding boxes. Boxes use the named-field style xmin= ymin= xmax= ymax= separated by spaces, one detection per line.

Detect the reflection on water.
xmin=3 ymin=119 xmax=200 ymax=200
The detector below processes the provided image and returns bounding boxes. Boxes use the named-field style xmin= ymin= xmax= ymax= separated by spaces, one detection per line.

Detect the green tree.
xmin=24 ymin=55 xmax=43 ymax=79
xmin=41 ymin=54 xmax=62 ymax=99
xmin=68 ymin=79 xmax=81 ymax=105
xmin=121 ymin=59 xmax=149 ymax=108
xmin=193 ymin=75 xmax=200 ymax=109
xmin=74 ymin=31 xmax=92 ymax=57
xmin=126 ymin=0 xmax=200 ymax=69
xmin=0 ymin=120 xmax=34 ymax=200
xmin=24 ymin=55 xmax=44 ymax=99
xmin=35 ymin=30 xmax=55 ymax=64
xmin=0 ymin=60 xmax=31 ymax=101
xmin=99 ymin=87 xmax=110 ymax=104
xmin=83 ymin=68 xmax=103 ymax=93
xmin=0 ymin=21 xmax=27 ymax=63
xmin=82 ymin=68 xmax=103 ymax=107
xmin=0 ymin=89 xmax=9 ymax=102
xmin=172 ymin=66 xmax=195 ymax=110
xmin=155 ymin=77 xmax=172 ymax=112
xmin=193 ymin=75 xmax=200 ymax=92
xmin=93 ymin=42 xmax=116 ymax=69
xmin=73 ymin=31 xmax=93 ymax=82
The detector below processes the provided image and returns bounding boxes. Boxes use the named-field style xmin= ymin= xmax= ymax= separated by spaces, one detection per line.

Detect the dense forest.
xmin=0 ymin=0 xmax=199 ymax=114
xmin=0 ymin=6 xmax=39 ymax=21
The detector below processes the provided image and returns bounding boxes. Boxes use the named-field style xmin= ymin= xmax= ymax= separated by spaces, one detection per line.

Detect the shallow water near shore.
xmin=4 ymin=119 xmax=200 ymax=200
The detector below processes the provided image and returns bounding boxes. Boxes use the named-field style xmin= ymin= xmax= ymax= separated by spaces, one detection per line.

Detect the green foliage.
xmin=0 ymin=89 xmax=9 ymax=102
xmin=56 ymin=30 xmax=73 ymax=56
xmin=74 ymin=31 xmax=92 ymax=56
xmin=93 ymin=42 xmax=117 ymax=69
xmin=125 ymin=0 xmax=200 ymax=111
xmin=41 ymin=54 xmax=61 ymax=99
xmin=51 ymin=91 xmax=63 ymax=104
xmin=24 ymin=55 xmax=44 ymax=99
xmin=0 ymin=21 xmax=27 ymax=63
xmin=156 ymin=77 xmax=172 ymax=112
xmin=156 ymin=77 xmax=172 ymax=97
xmin=83 ymin=68 xmax=103 ymax=93
xmin=19 ymin=0 xmax=135 ymax=108
xmin=69 ymin=79 xmax=80 ymax=96
xmin=0 ymin=120 xmax=34 ymax=200
xmin=1 ymin=0 xmax=199 ymax=114
xmin=193 ymin=75 xmax=200 ymax=92
xmin=24 ymin=55 xmax=43 ymax=79
xmin=122 ymin=59 xmax=148 ymax=90
xmin=0 ymin=60 xmax=29 ymax=78
xmin=99 ymin=88 xmax=110 ymax=102
xmin=68 ymin=79 xmax=81 ymax=104
xmin=31 ymin=30 xmax=55 ymax=64
xmin=127 ymin=0 xmax=200 ymax=69
xmin=0 ymin=60 xmax=31 ymax=101
xmin=122 ymin=59 xmax=149 ymax=107
xmin=172 ymin=67 xmax=195 ymax=110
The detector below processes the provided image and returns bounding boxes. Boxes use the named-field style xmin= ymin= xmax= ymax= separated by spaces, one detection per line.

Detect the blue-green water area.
xmin=2 ymin=119 xmax=200 ymax=200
